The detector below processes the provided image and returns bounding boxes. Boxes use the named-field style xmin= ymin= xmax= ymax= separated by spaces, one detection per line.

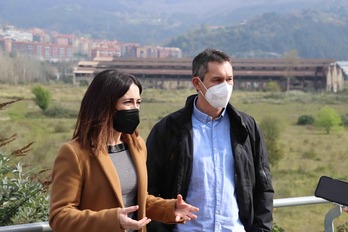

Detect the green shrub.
xmin=297 ymin=115 xmax=314 ymax=125
xmin=301 ymin=149 xmax=317 ymax=159
xmin=42 ymin=105 xmax=77 ymax=118
xmin=336 ymin=222 xmax=348 ymax=232
xmin=79 ymin=80 xmax=89 ymax=86
xmin=259 ymin=116 xmax=284 ymax=168
xmin=0 ymin=150 xmax=50 ymax=226
xmin=32 ymin=85 xmax=51 ymax=111
xmin=53 ymin=123 xmax=69 ymax=133
xmin=272 ymin=223 xmax=285 ymax=232
xmin=341 ymin=113 xmax=348 ymax=127
xmin=265 ymin=81 xmax=282 ymax=92
xmin=315 ymin=106 xmax=343 ymax=134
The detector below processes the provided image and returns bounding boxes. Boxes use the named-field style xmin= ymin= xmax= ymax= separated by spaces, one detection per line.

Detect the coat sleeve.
xmin=251 ymin=122 xmax=274 ymax=231
xmin=145 ymin=195 xmax=178 ymax=223
xmin=49 ymin=143 xmax=123 ymax=232
xmin=146 ymin=122 xmax=166 ymax=197
xmin=146 ymin=121 xmax=183 ymax=231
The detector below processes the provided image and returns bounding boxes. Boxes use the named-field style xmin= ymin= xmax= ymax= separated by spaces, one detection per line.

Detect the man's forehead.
xmin=207 ymin=61 xmax=233 ymax=72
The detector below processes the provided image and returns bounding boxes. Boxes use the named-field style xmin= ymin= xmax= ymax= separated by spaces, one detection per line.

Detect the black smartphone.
xmin=315 ymin=176 xmax=348 ymax=206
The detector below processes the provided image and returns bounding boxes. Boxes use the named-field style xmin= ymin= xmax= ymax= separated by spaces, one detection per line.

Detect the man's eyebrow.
xmin=212 ymin=75 xmax=227 ymax=79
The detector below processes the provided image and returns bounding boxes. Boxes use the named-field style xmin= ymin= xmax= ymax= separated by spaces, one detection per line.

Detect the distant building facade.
xmin=73 ymin=57 xmax=342 ymax=92
xmin=0 ymin=27 xmax=74 ymax=62
xmin=0 ymin=25 xmax=183 ymax=61
xmin=10 ymin=40 xmax=73 ymax=62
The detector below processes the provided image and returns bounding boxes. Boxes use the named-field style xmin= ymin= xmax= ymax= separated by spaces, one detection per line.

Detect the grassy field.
xmin=1 ymin=83 xmax=348 ymax=231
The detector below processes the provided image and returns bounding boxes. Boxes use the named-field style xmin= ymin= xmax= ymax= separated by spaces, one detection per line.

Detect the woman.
xmin=49 ymin=69 xmax=198 ymax=232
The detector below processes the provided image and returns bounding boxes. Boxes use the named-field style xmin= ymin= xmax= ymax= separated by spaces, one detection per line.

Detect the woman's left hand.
xmin=174 ymin=194 xmax=199 ymax=223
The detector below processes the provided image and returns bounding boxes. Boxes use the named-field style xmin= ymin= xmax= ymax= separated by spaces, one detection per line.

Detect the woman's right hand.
xmin=119 ymin=205 xmax=151 ymax=230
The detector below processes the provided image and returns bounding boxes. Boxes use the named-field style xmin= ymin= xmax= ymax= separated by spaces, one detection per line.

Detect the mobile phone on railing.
xmin=315 ymin=176 xmax=348 ymax=206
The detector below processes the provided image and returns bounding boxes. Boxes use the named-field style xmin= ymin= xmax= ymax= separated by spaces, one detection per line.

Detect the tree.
xmin=259 ymin=116 xmax=284 ymax=168
xmin=32 ymin=86 xmax=51 ymax=111
xmin=315 ymin=106 xmax=343 ymax=134
xmin=0 ymin=54 xmax=53 ymax=84
xmin=283 ymin=49 xmax=299 ymax=92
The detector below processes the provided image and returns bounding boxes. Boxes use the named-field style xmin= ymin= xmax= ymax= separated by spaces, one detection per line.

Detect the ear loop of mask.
xmin=197 ymin=77 xmax=209 ymax=101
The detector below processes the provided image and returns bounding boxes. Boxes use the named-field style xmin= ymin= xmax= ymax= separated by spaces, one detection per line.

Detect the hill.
xmin=0 ymin=0 xmax=348 ymax=58
xmin=167 ymin=7 xmax=348 ymax=59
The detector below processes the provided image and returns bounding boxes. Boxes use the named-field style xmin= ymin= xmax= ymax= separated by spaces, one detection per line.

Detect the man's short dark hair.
xmin=192 ymin=48 xmax=232 ymax=80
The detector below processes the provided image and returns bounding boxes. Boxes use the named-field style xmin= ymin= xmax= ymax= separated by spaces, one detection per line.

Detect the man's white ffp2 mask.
xmin=199 ymin=79 xmax=233 ymax=109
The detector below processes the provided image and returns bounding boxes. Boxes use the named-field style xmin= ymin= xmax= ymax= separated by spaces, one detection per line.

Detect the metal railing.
xmin=274 ymin=196 xmax=342 ymax=232
xmin=0 ymin=222 xmax=51 ymax=232
xmin=0 ymin=196 xmax=343 ymax=232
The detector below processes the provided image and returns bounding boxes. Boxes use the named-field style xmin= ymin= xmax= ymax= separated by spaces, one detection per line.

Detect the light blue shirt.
xmin=174 ymin=100 xmax=245 ymax=232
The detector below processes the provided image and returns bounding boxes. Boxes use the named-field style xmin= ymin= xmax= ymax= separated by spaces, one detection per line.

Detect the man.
xmin=146 ymin=48 xmax=274 ymax=232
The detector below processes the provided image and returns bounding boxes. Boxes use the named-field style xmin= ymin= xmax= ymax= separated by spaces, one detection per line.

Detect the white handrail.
xmin=0 ymin=222 xmax=51 ymax=232
xmin=274 ymin=195 xmax=329 ymax=208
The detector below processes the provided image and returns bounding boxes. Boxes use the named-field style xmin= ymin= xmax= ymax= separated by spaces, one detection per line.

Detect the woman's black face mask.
xmin=113 ymin=109 xmax=140 ymax=134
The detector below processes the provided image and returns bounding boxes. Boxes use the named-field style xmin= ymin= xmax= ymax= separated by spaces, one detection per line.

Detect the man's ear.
xmin=192 ymin=76 xmax=201 ymax=92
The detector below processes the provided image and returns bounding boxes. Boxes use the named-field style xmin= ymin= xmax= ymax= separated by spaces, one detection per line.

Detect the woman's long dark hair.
xmin=72 ymin=69 xmax=142 ymax=155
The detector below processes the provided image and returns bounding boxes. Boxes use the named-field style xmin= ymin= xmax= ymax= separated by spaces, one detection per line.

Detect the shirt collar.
xmin=193 ymin=96 xmax=227 ymax=123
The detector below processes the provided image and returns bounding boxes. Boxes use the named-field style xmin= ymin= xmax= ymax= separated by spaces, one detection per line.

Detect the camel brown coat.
xmin=49 ymin=134 xmax=177 ymax=232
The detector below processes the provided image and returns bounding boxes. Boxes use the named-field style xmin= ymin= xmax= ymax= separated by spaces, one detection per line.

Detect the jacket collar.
xmin=226 ymin=103 xmax=249 ymax=143
xmin=186 ymin=94 xmax=249 ymax=142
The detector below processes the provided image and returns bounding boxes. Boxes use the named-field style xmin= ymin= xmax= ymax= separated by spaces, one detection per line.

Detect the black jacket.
xmin=146 ymin=94 xmax=274 ymax=232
